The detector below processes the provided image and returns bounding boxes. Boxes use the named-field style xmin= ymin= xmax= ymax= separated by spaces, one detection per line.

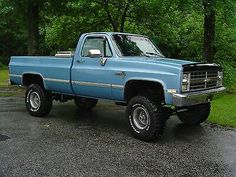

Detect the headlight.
xmin=217 ymin=71 xmax=223 ymax=86
xmin=182 ymin=73 xmax=189 ymax=83
xmin=182 ymin=73 xmax=190 ymax=92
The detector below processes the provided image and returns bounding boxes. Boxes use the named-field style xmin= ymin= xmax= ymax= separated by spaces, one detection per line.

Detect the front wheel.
xmin=126 ymin=96 xmax=166 ymax=141
xmin=177 ymin=103 xmax=211 ymax=126
xmin=25 ymin=84 xmax=52 ymax=117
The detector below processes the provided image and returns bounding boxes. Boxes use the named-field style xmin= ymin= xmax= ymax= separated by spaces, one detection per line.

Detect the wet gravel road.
xmin=0 ymin=95 xmax=235 ymax=177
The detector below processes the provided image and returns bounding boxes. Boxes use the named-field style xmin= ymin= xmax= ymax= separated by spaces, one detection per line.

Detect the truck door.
xmin=71 ymin=35 xmax=114 ymax=99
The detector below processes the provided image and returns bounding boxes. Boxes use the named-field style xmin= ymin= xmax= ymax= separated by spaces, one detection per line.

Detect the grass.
xmin=208 ymin=91 xmax=236 ymax=128
xmin=0 ymin=68 xmax=24 ymax=96
xmin=0 ymin=67 xmax=235 ymax=127
xmin=0 ymin=68 xmax=9 ymax=86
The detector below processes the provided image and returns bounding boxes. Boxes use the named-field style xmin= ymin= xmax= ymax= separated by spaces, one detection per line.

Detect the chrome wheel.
xmin=29 ymin=91 xmax=41 ymax=110
xmin=126 ymin=96 xmax=166 ymax=141
xmin=25 ymin=84 xmax=53 ymax=117
xmin=132 ymin=106 xmax=150 ymax=130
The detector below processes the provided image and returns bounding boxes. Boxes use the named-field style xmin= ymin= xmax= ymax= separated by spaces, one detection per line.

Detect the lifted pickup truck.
xmin=9 ymin=32 xmax=225 ymax=141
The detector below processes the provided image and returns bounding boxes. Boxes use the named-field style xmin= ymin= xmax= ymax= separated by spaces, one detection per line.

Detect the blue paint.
xmin=9 ymin=32 xmax=196 ymax=105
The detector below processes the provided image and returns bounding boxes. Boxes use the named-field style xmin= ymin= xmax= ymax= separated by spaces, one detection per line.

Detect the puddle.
xmin=0 ymin=134 xmax=10 ymax=141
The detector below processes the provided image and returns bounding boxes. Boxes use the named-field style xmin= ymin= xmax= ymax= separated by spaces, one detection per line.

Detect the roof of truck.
xmin=83 ymin=32 xmax=147 ymax=37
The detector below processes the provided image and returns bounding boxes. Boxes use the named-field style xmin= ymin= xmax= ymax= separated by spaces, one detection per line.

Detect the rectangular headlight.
xmin=182 ymin=73 xmax=190 ymax=92
xmin=182 ymin=73 xmax=189 ymax=83
xmin=217 ymin=71 xmax=223 ymax=86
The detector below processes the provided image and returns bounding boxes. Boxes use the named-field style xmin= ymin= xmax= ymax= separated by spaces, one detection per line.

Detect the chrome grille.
xmin=187 ymin=71 xmax=219 ymax=91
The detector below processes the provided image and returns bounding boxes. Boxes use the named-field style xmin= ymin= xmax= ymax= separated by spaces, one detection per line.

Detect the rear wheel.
xmin=177 ymin=103 xmax=211 ymax=126
xmin=126 ymin=96 xmax=166 ymax=141
xmin=25 ymin=84 xmax=52 ymax=117
xmin=74 ymin=97 xmax=98 ymax=111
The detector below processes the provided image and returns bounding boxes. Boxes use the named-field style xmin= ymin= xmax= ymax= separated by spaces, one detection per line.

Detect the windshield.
xmin=112 ymin=34 xmax=164 ymax=57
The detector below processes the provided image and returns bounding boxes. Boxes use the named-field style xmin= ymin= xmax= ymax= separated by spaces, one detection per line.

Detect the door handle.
xmin=100 ymin=57 xmax=108 ymax=66
xmin=115 ymin=71 xmax=126 ymax=77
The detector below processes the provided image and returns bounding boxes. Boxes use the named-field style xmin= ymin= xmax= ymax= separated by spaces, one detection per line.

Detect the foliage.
xmin=218 ymin=60 xmax=236 ymax=90
xmin=0 ymin=0 xmax=27 ymax=64
xmin=0 ymin=0 xmax=236 ymax=88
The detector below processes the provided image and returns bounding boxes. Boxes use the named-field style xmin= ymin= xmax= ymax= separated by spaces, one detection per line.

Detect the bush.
xmin=0 ymin=61 xmax=4 ymax=68
xmin=0 ymin=56 xmax=8 ymax=69
xmin=218 ymin=60 xmax=236 ymax=91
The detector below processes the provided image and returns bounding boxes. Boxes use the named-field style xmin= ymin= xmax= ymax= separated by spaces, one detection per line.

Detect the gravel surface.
xmin=0 ymin=96 xmax=235 ymax=177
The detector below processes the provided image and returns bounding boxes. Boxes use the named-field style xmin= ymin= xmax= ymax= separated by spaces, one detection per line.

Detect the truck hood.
xmin=121 ymin=57 xmax=197 ymax=68
xmin=151 ymin=57 xmax=197 ymax=66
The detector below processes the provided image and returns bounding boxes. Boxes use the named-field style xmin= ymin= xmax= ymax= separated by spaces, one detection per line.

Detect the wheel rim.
xmin=132 ymin=106 xmax=150 ymax=130
xmin=29 ymin=91 xmax=41 ymax=110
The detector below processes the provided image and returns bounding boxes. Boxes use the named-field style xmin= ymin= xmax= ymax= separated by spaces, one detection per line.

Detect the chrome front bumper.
xmin=173 ymin=87 xmax=225 ymax=107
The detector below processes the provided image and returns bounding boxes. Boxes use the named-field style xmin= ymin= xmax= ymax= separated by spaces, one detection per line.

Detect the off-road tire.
xmin=25 ymin=84 xmax=52 ymax=117
xmin=177 ymin=103 xmax=211 ymax=126
xmin=74 ymin=97 xmax=98 ymax=111
xmin=126 ymin=96 xmax=166 ymax=141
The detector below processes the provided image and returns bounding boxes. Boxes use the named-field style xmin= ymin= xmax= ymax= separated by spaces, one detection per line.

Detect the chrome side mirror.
xmin=88 ymin=49 xmax=102 ymax=58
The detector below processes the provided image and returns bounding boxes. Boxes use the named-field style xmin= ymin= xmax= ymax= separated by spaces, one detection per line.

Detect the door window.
xmin=81 ymin=37 xmax=112 ymax=57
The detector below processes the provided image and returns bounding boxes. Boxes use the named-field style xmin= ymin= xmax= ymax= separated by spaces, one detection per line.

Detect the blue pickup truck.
xmin=9 ymin=32 xmax=225 ymax=141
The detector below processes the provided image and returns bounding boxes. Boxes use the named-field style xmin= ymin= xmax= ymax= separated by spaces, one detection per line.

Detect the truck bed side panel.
xmin=9 ymin=56 xmax=73 ymax=94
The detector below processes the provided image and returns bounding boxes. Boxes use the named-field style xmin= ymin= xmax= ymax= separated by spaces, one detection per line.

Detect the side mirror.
xmin=88 ymin=49 xmax=102 ymax=58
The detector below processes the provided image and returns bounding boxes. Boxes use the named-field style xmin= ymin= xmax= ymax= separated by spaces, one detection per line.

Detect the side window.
xmin=81 ymin=37 xmax=112 ymax=57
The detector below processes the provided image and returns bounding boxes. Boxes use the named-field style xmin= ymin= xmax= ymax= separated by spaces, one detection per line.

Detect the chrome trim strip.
xmin=111 ymin=84 xmax=124 ymax=89
xmin=73 ymin=81 xmax=124 ymax=89
xmin=76 ymin=81 xmax=110 ymax=88
xmin=9 ymin=74 xmax=124 ymax=88
xmin=44 ymin=78 xmax=70 ymax=83
xmin=9 ymin=74 xmax=22 ymax=78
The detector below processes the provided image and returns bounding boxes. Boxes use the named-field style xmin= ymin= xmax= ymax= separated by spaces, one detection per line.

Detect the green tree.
xmin=0 ymin=0 xmax=27 ymax=64
xmin=5 ymin=0 xmax=70 ymax=55
xmin=8 ymin=0 xmax=41 ymax=55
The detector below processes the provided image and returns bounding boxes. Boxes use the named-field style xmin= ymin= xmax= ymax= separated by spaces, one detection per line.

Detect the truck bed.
xmin=9 ymin=56 xmax=74 ymax=94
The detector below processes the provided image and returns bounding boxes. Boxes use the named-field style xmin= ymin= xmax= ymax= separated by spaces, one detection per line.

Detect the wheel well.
xmin=124 ymin=80 xmax=165 ymax=102
xmin=22 ymin=74 xmax=44 ymax=88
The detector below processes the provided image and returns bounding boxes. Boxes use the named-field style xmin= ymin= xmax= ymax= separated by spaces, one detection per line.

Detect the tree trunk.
xmin=120 ymin=2 xmax=130 ymax=32
xmin=203 ymin=0 xmax=216 ymax=63
xmin=27 ymin=1 xmax=39 ymax=55
xmin=103 ymin=1 xmax=118 ymax=32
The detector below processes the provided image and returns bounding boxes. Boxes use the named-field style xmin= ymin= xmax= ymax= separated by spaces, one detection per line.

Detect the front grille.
xmin=188 ymin=71 xmax=219 ymax=91
xmin=190 ymin=71 xmax=218 ymax=79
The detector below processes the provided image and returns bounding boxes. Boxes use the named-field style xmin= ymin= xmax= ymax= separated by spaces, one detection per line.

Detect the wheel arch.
xmin=22 ymin=72 xmax=46 ymax=89
xmin=123 ymin=78 xmax=167 ymax=103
